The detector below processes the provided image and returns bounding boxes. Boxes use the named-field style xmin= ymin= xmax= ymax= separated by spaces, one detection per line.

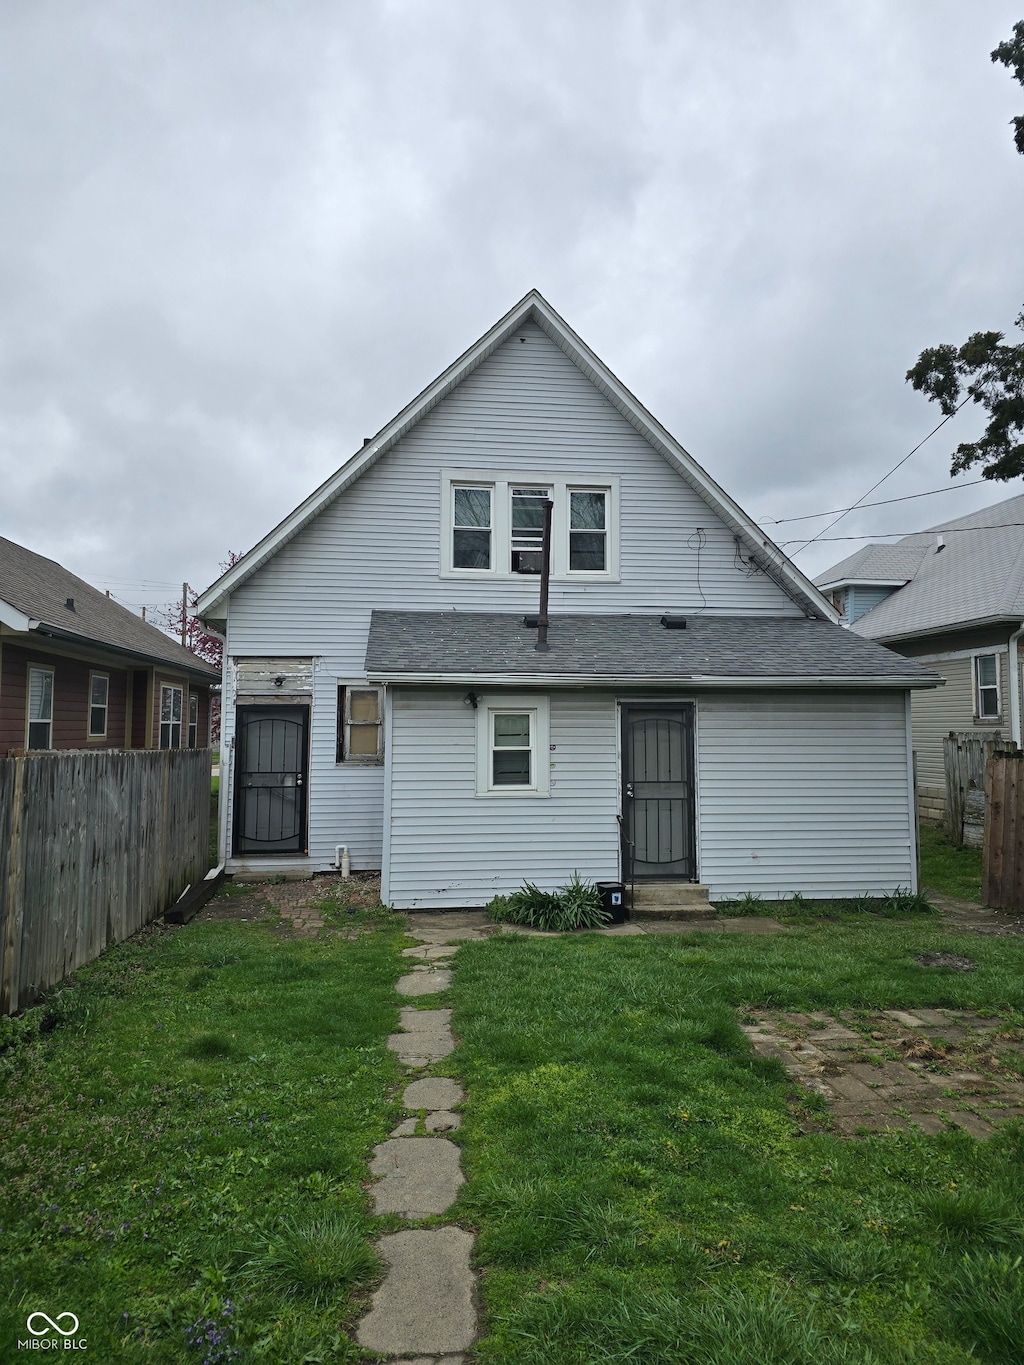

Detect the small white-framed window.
xmin=337 ymin=685 xmax=384 ymax=762
xmin=476 ymin=695 xmax=550 ymax=796
xmin=160 ymin=684 xmax=183 ymax=749
xmin=88 ymin=672 xmax=109 ymax=739
xmin=510 ymin=485 xmax=550 ymax=575
xmin=568 ymin=488 xmax=607 ymax=572
xmin=27 ymin=665 xmax=54 ymax=750
xmin=974 ymin=654 xmax=1000 ymax=720
xmin=188 ymin=692 xmax=199 ymax=748
xmin=452 ymin=486 xmax=492 ymax=570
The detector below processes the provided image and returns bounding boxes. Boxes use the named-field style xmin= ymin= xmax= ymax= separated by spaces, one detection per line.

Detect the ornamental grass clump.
xmin=486 ymin=873 xmax=608 ymax=932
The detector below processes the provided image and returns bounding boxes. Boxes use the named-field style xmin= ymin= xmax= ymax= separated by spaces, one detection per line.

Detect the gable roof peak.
xmin=197 ymin=295 xmax=835 ymax=624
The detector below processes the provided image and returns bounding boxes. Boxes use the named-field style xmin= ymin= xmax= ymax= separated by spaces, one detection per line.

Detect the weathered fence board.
xmin=983 ymin=750 xmax=1024 ymax=912
xmin=0 ymin=749 xmax=210 ymax=1015
xmin=944 ymin=732 xmax=1016 ymax=848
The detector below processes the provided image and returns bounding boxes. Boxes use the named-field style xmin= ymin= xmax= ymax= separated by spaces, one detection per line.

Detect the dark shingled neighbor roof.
xmin=365 ymin=611 xmax=941 ymax=686
xmin=0 ymin=536 xmax=219 ymax=679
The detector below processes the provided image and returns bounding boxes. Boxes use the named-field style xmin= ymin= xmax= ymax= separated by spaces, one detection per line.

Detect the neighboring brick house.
xmin=815 ymin=493 xmax=1024 ymax=823
xmin=0 ymin=537 xmax=219 ymax=755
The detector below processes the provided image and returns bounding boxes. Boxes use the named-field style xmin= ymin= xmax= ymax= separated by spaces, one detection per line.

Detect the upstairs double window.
xmin=444 ymin=472 xmax=618 ymax=580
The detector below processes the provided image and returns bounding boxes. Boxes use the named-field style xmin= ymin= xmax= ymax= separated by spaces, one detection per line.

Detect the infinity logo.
xmin=26 ymin=1313 xmax=80 ymax=1337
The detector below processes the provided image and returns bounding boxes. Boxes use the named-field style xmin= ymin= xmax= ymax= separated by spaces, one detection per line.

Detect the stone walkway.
xmin=357 ymin=915 xmax=489 ymax=1365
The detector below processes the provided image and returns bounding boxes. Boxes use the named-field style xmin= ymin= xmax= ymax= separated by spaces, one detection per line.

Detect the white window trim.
xmin=440 ymin=469 xmax=620 ymax=581
xmin=475 ymin=693 xmax=550 ymax=797
xmin=26 ymin=664 xmax=55 ymax=750
xmin=337 ymin=682 xmax=385 ymax=764
xmin=973 ymin=652 xmax=1001 ymax=722
xmin=160 ymin=684 xmax=184 ymax=749
xmin=188 ymin=691 xmax=199 ymax=748
xmin=88 ymin=671 xmax=109 ymax=740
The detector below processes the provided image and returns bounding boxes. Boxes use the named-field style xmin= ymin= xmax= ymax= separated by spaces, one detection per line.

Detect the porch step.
xmin=630 ymin=882 xmax=715 ymax=920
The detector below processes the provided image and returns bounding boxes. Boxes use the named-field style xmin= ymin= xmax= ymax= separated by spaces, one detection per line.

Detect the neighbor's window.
xmin=188 ymin=692 xmax=199 ymax=748
xmin=568 ymin=489 xmax=607 ymax=571
xmin=27 ymin=666 xmax=54 ymax=750
xmin=975 ymin=654 xmax=1000 ymax=719
xmin=452 ymin=486 xmax=492 ymax=569
xmin=337 ymin=686 xmax=384 ymax=762
xmin=476 ymin=695 xmax=550 ymax=796
xmin=88 ymin=673 xmax=109 ymax=739
xmin=160 ymin=684 xmax=183 ymax=749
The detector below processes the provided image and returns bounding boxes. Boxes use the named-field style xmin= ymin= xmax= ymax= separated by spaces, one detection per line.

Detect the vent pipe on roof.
xmin=935 ymin=535 xmax=945 ymax=553
xmin=65 ymin=597 xmax=75 ymax=611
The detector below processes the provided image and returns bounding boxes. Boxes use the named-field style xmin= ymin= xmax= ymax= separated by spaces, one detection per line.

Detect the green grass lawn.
xmin=450 ymin=922 xmax=1024 ymax=1364
xmin=919 ymin=825 xmax=984 ymax=903
xmin=0 ymin=912 xmax=406 ymax=1361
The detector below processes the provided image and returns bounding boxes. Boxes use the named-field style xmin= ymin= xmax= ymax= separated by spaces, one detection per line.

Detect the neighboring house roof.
xmin=814 ymin=542 xmax=930 ymax=589
xmin=0 ymin=536 xmax=219 ymax=680
xmin=816 ymin=492 xmax=1024 ymax=642
xmin=364 ymin=611 xmax=941 ymax=688
xmin=196 ymin=290 xmax=837 ymax=625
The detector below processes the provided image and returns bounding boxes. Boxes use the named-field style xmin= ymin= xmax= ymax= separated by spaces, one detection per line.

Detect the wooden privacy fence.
xmin=984 ymin=749 xmax=1024 ymax=912
xmin=0 ymin=748 xmax=211 ymax=1015
xmin=944 ymin=732 xmax=1016 ymax=849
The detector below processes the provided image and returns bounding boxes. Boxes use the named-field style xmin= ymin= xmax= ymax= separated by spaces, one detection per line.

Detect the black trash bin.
xmin=596 ymin=880 xmax=628 ymax=924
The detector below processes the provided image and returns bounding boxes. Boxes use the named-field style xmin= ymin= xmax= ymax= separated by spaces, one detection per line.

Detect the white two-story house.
xmin=197 ymin=292 xmax=938 ymax=908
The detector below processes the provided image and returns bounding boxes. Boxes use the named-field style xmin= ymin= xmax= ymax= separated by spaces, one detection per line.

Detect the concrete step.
xmin=630 ymin=882 xmax=715 ymax=920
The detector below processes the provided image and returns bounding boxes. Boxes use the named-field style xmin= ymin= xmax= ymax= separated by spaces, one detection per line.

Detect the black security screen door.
xmin=621 ymin=704 xmax=696 ymax=880
xmin=233 ymin=706 xmax=309 ymax=854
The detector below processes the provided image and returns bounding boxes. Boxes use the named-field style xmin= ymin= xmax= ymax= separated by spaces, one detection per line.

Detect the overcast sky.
xmin=2 ymin=0 xmax=1022 ymax=621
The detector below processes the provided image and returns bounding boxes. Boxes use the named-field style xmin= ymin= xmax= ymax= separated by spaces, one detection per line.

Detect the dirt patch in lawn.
xmin=197 ymin=873 xmax=387 ymax=936
xmin=743 ymin=1007 xmax=1024 ymax=1139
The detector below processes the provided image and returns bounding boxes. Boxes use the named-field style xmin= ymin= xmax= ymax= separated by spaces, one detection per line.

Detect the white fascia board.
xmin=816 ymin=578 xmax=911 ymax=592
xmin=0 ymin=598 xmax=34 ymax=631
xmin=197 ymin=288 xmax=837 ymax=624
xmin=368 ymin=671 xmax=941 ymax=690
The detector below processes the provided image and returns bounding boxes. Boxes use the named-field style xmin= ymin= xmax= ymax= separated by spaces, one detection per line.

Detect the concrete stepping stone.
xmin=402 ymin=945 xmax=459 ymax=960
xmin=388 ymin=1007 xmax=454 ymax=1066
xmin=396 ymin=969 xmax=452 ymax=996
xmin=357 ymin=1226 xmax=476 ymax=1357
xmin=368 ymin=1137 xmax=465 ymax=1216
xmin=404 ymin=1077 xmax=464 ymax=1110
xmin=425 ymin=1110 xmax=461 ymax=1132
xmin=390 ymin=1117 xmax=420 ymax=1137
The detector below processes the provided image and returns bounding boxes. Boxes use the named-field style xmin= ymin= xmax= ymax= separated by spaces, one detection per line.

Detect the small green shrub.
xmin=485 ymin=874 xmax=609 ymax=932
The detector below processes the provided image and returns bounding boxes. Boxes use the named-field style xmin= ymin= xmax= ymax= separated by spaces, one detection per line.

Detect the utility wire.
xmin=760 ymin=477 xmax=989 ymax=526
xmin=780 ymin=521 xmax=1024 ymax=546
xmin=786 ymin=398 xmax=971 ymax=555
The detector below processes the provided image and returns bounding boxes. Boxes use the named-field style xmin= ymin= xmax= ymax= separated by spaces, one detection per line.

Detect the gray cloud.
xmin=1 ymin=0 xmax=1021 ymax=609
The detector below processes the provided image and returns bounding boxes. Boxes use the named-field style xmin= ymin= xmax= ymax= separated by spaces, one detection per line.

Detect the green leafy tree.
xmin=905 ymin=22 xmax=1024 ymax=480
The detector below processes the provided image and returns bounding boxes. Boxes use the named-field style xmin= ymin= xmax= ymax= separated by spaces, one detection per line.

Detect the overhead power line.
xmin=760 ymin=478 xmax=989 ymax=526
xmin=787 ymin=398 xmax=971 ymax=556
xmin=783 ymin=522 xmax=1024 ymax=547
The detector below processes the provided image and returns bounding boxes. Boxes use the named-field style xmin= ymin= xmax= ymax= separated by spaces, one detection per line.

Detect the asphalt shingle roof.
xmin=0 ymin=537 xmax=219 ymax=679
xmin=814 ymin=543 xmax=929 ymax=587
xmin=814 ymin=493 xmax=1024 ymax=641
xmin=365 ymin=611 xmax=940 ymax=685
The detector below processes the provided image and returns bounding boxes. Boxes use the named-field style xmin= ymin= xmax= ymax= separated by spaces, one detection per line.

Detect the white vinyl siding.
xmin=385 ymin=688 xmax=619 ymax=909
xmin=227 ymin=322 xmax=800 ymax=673
xmin=696 ymin=690 xmax=915 ymax=900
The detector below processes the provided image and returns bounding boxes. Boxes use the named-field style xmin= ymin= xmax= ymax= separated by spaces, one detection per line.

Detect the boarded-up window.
xmin=337 ymin=686 xmax=383 ymax=762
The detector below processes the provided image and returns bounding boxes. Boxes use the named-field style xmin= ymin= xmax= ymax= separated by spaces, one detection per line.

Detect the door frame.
xmin=619 ymin=699 xmax=698 ymax=882
xmin=232 ymin=703 xmax=311 ymax=856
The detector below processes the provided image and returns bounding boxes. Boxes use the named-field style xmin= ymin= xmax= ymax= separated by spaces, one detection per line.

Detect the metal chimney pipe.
xmin=535 ymin=499 xmax=554 ymax=652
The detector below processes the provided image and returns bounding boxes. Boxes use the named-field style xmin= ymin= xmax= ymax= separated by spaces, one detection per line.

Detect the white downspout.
xmin=334 ymin=845 xmax=350 ymax=877
xmin=1010 ymin=621 xmax=1024 ymax=747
